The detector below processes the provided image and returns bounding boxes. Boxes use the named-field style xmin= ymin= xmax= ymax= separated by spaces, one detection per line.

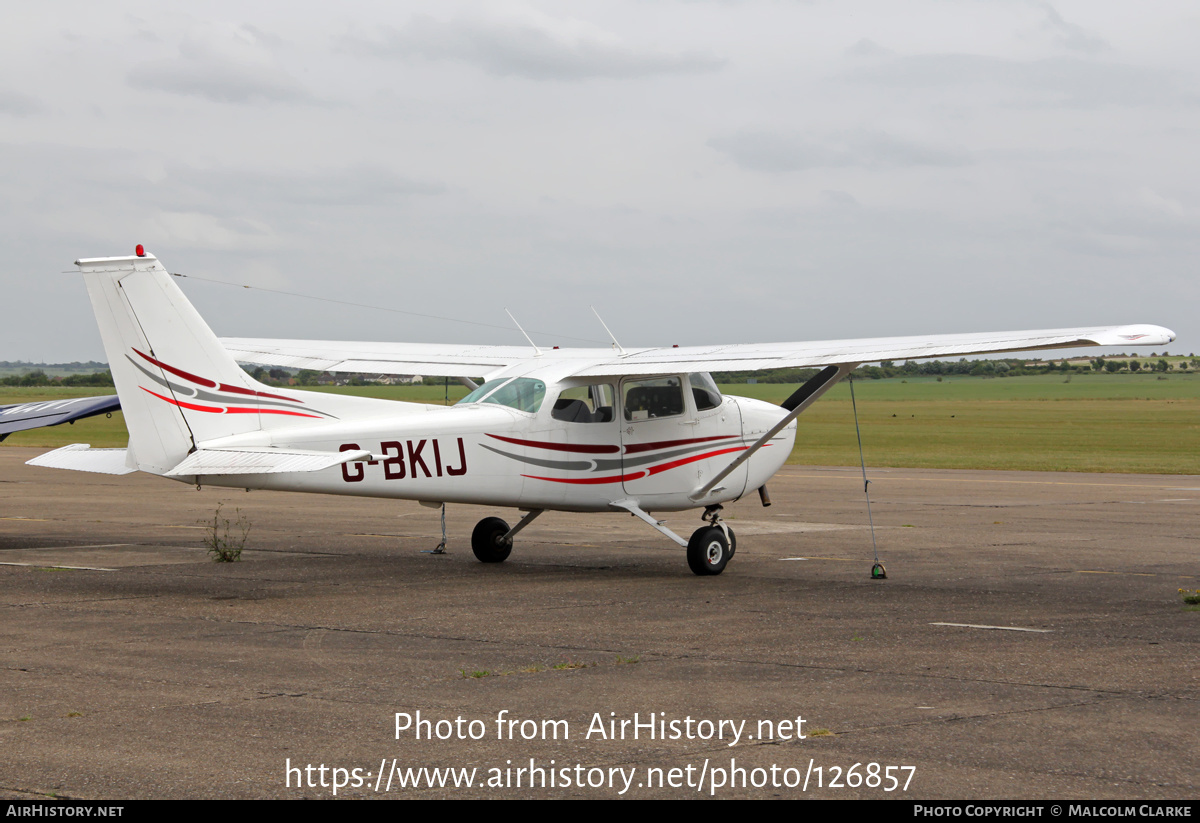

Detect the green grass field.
xmin=4 ymin=372 xmax=1197 ymax=474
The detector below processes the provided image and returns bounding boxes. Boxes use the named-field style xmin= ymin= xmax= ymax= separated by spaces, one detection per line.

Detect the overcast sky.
xmin=1 ymin=0 xmax=1196 ymax=362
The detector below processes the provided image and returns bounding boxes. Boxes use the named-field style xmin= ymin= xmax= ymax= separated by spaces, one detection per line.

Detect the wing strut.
xmin=690 ymin=364 xmax=855 ymax=502
xmin=610 ymin=499 xmax=688 ymax=547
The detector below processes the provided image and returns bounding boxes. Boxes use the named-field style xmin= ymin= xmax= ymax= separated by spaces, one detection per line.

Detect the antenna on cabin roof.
xmin=504 ymin=308 xmax=542 ymax=357
xmin=591 ymin=306 xmax=626 ymax=355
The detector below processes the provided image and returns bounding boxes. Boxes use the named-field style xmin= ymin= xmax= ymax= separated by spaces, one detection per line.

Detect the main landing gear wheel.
xmin=471 ymin=517 xmax=512 ymax=563
xmin=687 ymin=526 xmax=731 ymax=576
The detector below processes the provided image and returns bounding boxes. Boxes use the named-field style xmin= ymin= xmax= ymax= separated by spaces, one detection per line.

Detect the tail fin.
xmin=78 ymin=251 xmax=329 ymax=474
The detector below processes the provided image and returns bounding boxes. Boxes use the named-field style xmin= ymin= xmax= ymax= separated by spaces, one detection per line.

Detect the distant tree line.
xmin=714 ymin=355 xmax=1199 ymax=384
xmin=6 ymin=354 xmax=1197 ymax=391
xmin=247 ymin=367 xmax=302 ymax=386
xmin=0 ymin=360 xmax=108 ymax=371
xmin=1 ymin=370 xmax=114 ymax=387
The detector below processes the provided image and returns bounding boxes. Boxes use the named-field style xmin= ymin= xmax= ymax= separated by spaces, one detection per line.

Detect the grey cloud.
xmin=845 ymin=38 xmax=892 ymax=58
xmin=240 ymin=24 xmax=287 ymax=49
xmin=0 ymin=89 xmax=42 ymax=116
xmin=0 ymin=142 xmax=442 ymax=212
xmin=1040 ymin=3 xmax=1110 ymax=55
xmin=128 ymin=30 xmax=320 ymax=105
xmin=708 ymin=129 xmax=969 ymax=173
xmin=161 ymin=164 xmax=445 ymax=210
xmin=0 ymin=142 xmax=443 ymax=261
xmin=843 ymin=54 xmax=1191 ymax=109
xmin=821 ymin=189 xmax=859 ymax=207
xmin=342 ymin=15 xmax=725 ymax=80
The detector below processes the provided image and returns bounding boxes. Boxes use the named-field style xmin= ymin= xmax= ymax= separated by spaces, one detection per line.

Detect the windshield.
xmin=457 ymin=378 xmax=510 ymax=405
xmin=456 ymin=377 xmax=546 ymax=414
xmin=689 ymin=372 xmax=722 ymax=411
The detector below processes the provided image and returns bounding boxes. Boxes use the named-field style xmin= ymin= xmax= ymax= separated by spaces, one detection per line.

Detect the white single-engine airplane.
xmin=29 ymin=248 xmax=1175 ymax=575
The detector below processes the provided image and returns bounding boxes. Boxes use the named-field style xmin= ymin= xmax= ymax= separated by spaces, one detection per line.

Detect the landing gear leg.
xmin=702 ymin=505 xmax=735 ymax=556
xmin=610 ymin=499 xmax=738 ymax=577
xmin=431 ymin=504 xmax=448 ymax=554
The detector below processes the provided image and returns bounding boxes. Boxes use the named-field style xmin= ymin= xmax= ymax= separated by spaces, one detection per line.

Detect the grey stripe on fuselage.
xmin=593 ymin=440 xmax=745 ymax=472
xmin=481 ymin=439 xmax=753 ymax=474
xmin=126 ymin=355 xmax=332 ymax=416
xmin=480 ymin=445 xmax=594 ymax=472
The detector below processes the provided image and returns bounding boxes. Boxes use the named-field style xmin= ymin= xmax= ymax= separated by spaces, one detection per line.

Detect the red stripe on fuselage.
xmin=623 ymin=435 xmax=738 ymax=454
xmin=216 ymin=382 xmax=301 ymax=403
xmin=141 ymin=386 xmax=321 ymax=418
xmin=141 ymin=386 xmax=221 ymax=413
xmin=522 ymin=471 xmax=646 ymax=485
xmin=645 ymin=445 xmax=757 ymax=476
xmin=133 ymin=348 xmax=304 ymax=404
xmin=222 ymin=407 xmax=323 ymax=418
xmin=521 ymin=444 xmax=771 ymax=484
xmin=487 ymin=433 xmax=620 ymax=454
xmin=134 ymin=348 xmax=216 ymax=388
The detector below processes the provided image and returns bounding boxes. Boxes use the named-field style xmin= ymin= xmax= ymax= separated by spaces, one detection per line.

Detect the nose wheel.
xmin=687 ymin=527 xmax=730 ymax=575
xmin=687 ymin=505 xmax=736 ymax=576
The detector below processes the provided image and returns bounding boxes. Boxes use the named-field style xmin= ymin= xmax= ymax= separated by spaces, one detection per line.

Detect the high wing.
xmin=221 ymin=324 xmax=1175 ymax=379
xmin=0 ymin=395 xmax=121 ymax=442
xmin=218 ymin=338 xmax=539 ymax=380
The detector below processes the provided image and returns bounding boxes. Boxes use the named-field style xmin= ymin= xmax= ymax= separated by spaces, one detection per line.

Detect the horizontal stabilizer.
xmin=26 ymin=444 xmax=135 ymax=475
xmin=164 ymin=447 xmax=372 ymax=477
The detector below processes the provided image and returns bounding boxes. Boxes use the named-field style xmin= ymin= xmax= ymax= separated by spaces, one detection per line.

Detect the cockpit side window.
xmin=623 ymin=376 xmax=684 ymax=421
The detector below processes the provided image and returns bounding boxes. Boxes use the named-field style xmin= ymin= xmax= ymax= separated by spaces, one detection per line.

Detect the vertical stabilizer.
xmin=77 ymin=251 xmax=321 ymax=475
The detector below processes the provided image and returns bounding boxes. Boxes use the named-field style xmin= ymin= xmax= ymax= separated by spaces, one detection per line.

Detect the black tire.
xmin=727 ymin=526 xmax=736 ymax=557
xmin=471 ymin=517 xmax=512 ymax=563
xmin=687 ymin=526 xmax=731 ymax=576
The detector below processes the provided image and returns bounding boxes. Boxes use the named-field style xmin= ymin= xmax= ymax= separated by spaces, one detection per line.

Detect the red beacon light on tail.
xmin=135 ymin=244 xmax=145 ymax=257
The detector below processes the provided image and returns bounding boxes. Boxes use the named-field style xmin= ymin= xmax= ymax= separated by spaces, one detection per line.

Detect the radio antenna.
xmin=591 ymin=306 xmax=626 ymax=355
xmin=505 ymin=308 xmax=542 ymax=356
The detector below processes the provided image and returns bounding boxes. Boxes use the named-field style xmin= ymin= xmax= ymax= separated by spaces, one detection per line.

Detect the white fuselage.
xmin=192 ymin=384 xmax=795 ymax=513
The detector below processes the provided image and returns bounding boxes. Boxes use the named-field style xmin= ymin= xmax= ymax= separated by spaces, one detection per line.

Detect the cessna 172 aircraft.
xmin=28 ymin=248 xmax=1175 ymax=575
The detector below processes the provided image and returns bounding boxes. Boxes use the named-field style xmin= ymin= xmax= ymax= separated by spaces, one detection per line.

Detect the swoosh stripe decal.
xmin=141 ymin=386 xmax=221 ymax=413
xmin=221 ymin=407 xmax=324 ymax=418
xmin=481 ymin=444 xmax=592 ymax=471
xmin=134 ymin=348 xmax=216 ymax=388
xmin=141 ymin=387 xmax=323 ymax=418
xmin=522 ymin=471 xmax=646 ymax=485
xmin=646 ymin=445 xmax=759 ymax=476
xmin=623 ymin=435 xmax=739 ymax=454
xmin=487 ymin=433 xmax=619 ymax=454
xmin=520 ymin=445 xmax=771 ymax=484
xmin=134 ymin=348 xmax=306 ymax=404
xmin=216 ymin=382 xmax=300 ymax=403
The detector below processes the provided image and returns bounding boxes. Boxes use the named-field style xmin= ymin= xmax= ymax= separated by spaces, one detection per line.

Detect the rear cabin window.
xmin=551 ymin=384 xmax=616 ymax=424
xmin=623 ymin=377 xmax=684 ymax=421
